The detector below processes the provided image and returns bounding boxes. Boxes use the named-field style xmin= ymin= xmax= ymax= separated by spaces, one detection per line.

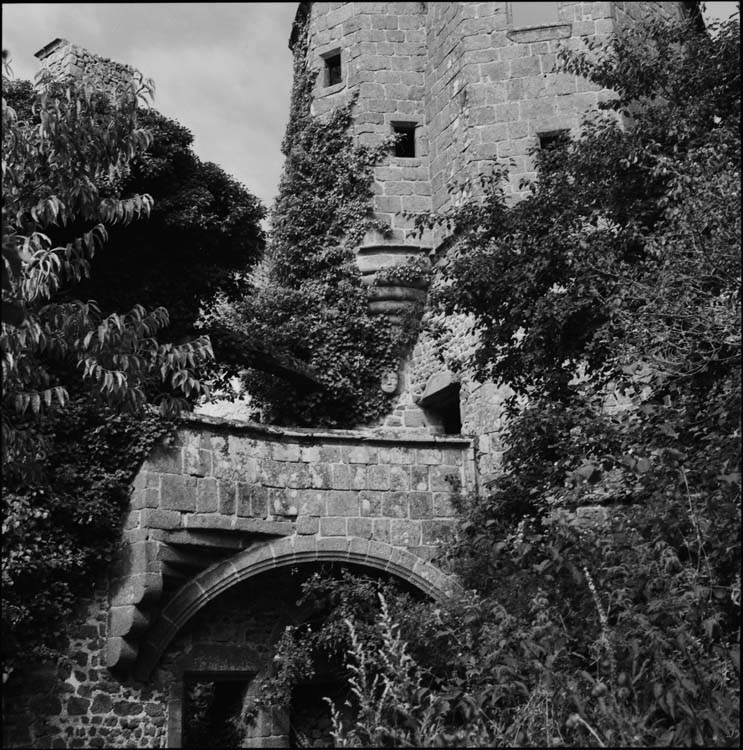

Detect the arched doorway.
xmin=137 ymin=536 xmax=460 ymax=747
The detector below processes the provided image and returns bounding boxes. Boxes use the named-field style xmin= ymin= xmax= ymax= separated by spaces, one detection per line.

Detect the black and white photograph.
xmin=2 ymin=2 xmax=740 ymax=747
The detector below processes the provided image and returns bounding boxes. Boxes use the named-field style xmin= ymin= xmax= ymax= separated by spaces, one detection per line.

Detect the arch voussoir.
xmin=134 ymin=535 xmax=461 ymax=680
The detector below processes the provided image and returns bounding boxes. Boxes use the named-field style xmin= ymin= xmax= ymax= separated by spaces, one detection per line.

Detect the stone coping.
xmin=356 ymin=243 xmax=432 ymax=254
xmin=183 ymin=413 xmax=473 ymax=447
xmin=34 ymin=37 xmax=68 ymax=59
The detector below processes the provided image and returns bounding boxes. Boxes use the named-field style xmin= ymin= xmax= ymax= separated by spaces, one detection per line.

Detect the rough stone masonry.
xmin=3 ymin=3 xmax=697 ymax=747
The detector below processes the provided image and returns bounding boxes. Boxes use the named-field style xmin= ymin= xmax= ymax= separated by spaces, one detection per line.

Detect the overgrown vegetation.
xmin=1 ymin=8 xmax=738 ymax=747
xmin=4 ymin=79 xmax=266 ymax=345
xmin=198 ymin=11 xmax=411 ymax=427
xmin=251 ymin=13 xmax=740 ymax=747
xmin=3 ymin=396 xmax=173 ymax=678
xmin=1 ymin=55 xmax=263 ymax=679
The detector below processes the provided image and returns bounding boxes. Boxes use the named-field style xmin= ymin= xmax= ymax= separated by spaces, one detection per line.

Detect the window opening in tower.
xmin=392 ymin=123 xmax=417 ymax=158
xmin=324 ymin=52 xmax=341 ymax=86
xmin=538 ymin=129 xmax=570 ymax=151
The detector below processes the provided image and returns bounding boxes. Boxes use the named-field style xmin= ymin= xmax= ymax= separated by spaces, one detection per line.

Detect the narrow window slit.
xmin=392 ymin=123 xmax=417 ymax=158
xmin=324 ymin=52 xmax=341 ymax=87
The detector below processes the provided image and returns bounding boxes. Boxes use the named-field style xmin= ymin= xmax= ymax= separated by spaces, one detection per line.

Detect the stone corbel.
xmin=105 ymin=540 xmax=162 ymax=672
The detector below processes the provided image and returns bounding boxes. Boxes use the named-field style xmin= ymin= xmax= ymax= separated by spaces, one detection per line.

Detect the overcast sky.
xmin=2 ymin=2 xmax=739 ymax=213
xmin=2 ymin=2 xmax=298 ymax=211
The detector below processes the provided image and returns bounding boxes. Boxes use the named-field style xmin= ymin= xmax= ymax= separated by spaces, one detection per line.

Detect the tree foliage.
xmin=1 ymin=60 xmax=215 ymax=678
xmin=4 ymin=81 xmax=266 ymax=344
xmin=252 ymin=13 xmax=741 ymax=747
xmin=79 ymin=107 xmax=265 ymax=343
xmin=2 ymin=395 xmax=173 ymax=678
xmin=2 ymin=62 xmax=214 ymax=470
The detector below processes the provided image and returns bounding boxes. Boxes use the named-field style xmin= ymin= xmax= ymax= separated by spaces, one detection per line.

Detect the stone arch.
xmin=134 ymin=535 xmax=461 ymax=681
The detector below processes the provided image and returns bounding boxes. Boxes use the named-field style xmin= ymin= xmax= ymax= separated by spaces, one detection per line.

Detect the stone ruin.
xmin=3 ymin=3 xmax=696 ymax=747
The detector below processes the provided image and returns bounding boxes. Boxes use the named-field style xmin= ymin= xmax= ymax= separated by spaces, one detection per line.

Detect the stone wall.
xmin=158 ymin=571 xmax=303 ymax=748
xmin=303 ymin=0 xmax=693 ymax=235
xmin=126 ymin=416 xmax=474 ymax=555
xmin=423 ymin=1 xmax=688 ymax=214
xmin=302 ymin=2 xmax=690 ymax=234
xmin=2 ymin=587 xmax=168 ymax=749
xmin=304 ymin=1 xmax=432 ymax=246
xmin=3 ymin=415 xmax=470 ymax=749
xmin=2 ymin=563 xmax=387 ymax=748
xmin=105 ymin=416 xmax=472 ymax=676
xmin=380 ymin=309 xmax=512 ymax=481
xmin=157 ymin=567 xmax=379 ymax=748
xmin=34 ymin=38 xmax=140 ymax=92
xmin=425 ymin=1 xmax=615 ymax=211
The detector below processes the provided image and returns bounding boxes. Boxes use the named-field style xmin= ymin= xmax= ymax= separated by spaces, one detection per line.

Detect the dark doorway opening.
xmin=436 ymin=393 xmax=463 ymax=435
xmin=183 ymin=676 xmax=249 ymax=748
xmin=290 ymin=679 xmax=347 ymax=748
xmin=538 ymin=129 xmax=569 ymax=151
xmin=420 ymin=380 xmax=462 ymax=435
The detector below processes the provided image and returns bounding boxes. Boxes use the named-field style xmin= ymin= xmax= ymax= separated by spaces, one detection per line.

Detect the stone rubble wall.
xmin=159 ymin=573 xmax=301 ymax=748
xmin=2 ymin=590 xmax=168 ymax=749
xmin=35 ymin=38 xmax=139 ymax=92
xmin=2 ymin=567 xmax=321 ymax=748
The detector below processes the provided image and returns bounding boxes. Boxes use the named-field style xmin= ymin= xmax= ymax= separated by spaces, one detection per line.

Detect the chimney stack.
xmin=33 ymin=38 xmax=140 ymax=92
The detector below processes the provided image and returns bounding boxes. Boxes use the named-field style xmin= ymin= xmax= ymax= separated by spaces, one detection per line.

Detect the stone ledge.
xmin=181 ymin=413 xmax=473 ymax=447
xmin=507 ymin=24 xmax=572 ymax=43
xmin=314 ymin=80 xmax=346 ymax=97
xmin=158 ymin=530 xmax=268 ymax=550
xmin=357 ymin=242 xmax=432 ymax=255
xmin=182 ymin=514 xmax=293 ymax=536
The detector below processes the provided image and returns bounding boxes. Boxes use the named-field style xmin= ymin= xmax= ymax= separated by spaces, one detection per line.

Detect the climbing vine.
xmin=2 ymin=392 xmax=175 ymax=679
xmin=200 ymin=10 xmax=415 ymax=427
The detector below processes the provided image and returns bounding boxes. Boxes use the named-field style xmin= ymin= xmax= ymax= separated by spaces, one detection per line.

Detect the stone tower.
xmin=293 ymin=2 xmax=693 ymax=238
xmin=289 ymin=1 xmax=695 ymax=470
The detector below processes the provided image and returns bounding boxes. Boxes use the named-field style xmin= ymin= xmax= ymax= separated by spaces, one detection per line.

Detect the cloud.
xmin=2 ymin=3 xmax=297 ymax=209
xmin=5 ymin=2 xmax=735 ymax=209
xmin=702 ymin=2 xmax=739 ymax=22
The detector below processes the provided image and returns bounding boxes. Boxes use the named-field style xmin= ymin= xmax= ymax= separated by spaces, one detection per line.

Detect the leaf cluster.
xmin=1 ymin=57 xmax=219 ymax=679
xmin=2 ymin=396 xmax=173 ymax=680
xmin=4 ymin=81 xmax=266 ymax=344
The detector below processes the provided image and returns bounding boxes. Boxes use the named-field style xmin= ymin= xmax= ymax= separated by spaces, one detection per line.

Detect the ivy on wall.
xmin=200 ymin=10 xmax=416 ymax=427
xmin=2 ymin=391 xmax=174 ymax=678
